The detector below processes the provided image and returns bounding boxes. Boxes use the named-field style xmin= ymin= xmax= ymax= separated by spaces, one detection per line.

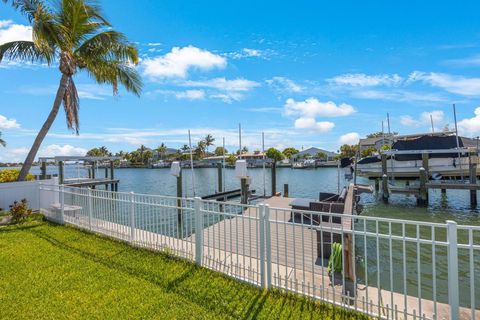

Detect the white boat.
xmin=151 ymin=160 xmax=169 ymax=168
xmin=356 ymin=133 xmax=480 ymax=179
xmin=292 ymin=159 xmax=316 ymax=169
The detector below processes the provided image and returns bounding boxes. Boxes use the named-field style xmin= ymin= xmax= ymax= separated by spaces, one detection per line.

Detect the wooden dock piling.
xmin=374 ymin=179 xmax=379 ymax=192
xmin=382 ymin=174 xmax=389 ymax=202
xmin=283 ymin=183 xmax=289 ymax=197
xmin=217 ymin=163 xmax=223 ymax=193
xmin=271 ymin=162 xmax=277 ymax=196
xmin=40 ymin=161 xmax=47 ymax=180
xmin=469 ymin=152 xmax=478 ymax=206
xmin=58 ymin=161 xmax=64 ymax=184
xmin=241 ymin=177 xmax=248 ymax=204
xmin=418 ymin=167 xmax=428 ymax=205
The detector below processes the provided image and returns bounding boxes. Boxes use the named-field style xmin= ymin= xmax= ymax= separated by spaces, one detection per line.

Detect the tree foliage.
xmin=339 ymin=144 xmax=358 ymax=158
xmin=214 ymin=146 xmax=227 ymax=156
xmin=282 ymin=147 xmax=299 ymax=158
xmin=266 ymin=148 xmax=284 ymax=162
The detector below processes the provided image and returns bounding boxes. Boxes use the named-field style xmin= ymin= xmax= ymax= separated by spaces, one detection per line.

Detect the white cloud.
xmin=420 ymin=110 xmax=444 ymax=124
xmin=147 ymin=42 xmax=162 ymax=46
xmin=183 ymin=77 xmax=259 ymax=102
xmin=0 ymin=20 xmax=32 ymax=45
xmin=458 ymin=107 xmax=480 ymax=136
xmin=328 ymin=73 xmax=403 ymax=87
xmin=226 ymin=48 xmax=274 ymax=60
xmin=142 ymin=45 xmax=226 ymax=79
xmin=284 ymin=98 xmax=356 ymax=118
xmin=0 ymin=115 xmax=20 ymax=129
xmin=409 ymin=71 xmax=480 ymax=96
xmin=339 ymin=132 xmax=360 ymax=145
xmin=174 ymin=89 xmax=205 ymax=100
xmin=400 ymin=110 xmax=445 ymax=129
xmin=294 ymin=117 xmax=334 ymax=132
xmin=266 ymin=76 xmax=303 ymax=93
xmin=443 ymin=55 xmax=480 ymax=66
xmin=0 ymin=144 xmax=86 ymax=162
xmin=39 ymin=144 xmax=87 ymax=157
xmin=400 ymin=115 xmax=421 ymax=127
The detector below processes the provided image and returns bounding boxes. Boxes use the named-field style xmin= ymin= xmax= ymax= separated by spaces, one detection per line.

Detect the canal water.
xmin=5 ymin=165 xmax=480 ymax=308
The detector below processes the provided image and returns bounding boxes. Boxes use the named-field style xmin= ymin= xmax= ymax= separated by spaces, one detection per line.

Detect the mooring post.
xmin=241 ymin=177 xmax=248 ymax=204
xmin=217 ymin=162 xmax=223 ymax=193
xmin=109 ymin=160 xmax=115 ymax=191
xmin=104 ymin=166 xmax=108 ymax=190
xmin=176 ymin=170 xmax=183 ymax=237
xmin=381 ymin=153 xmax=388 ymax=177
xmin=422 ymin=153 xmax=429 ymax=175
xmin=283 ymin=183 xmax=289 ymax=197
xmin=271 ymin=162 xmax=277 ymax=196
xmin=374 ymin=178 xmax=379 ymax=192
xmin=469 ymin=152 xmax=477 ymax=206
xmin=382 ymin=174 xmax=389 ymax=202
xmin=40 ymin=161 xmax=47 ymax=180
xmin=91 ymin=161 xmax=96 ymax=189
xmin=58 ymin=161 xmax=64 ymax=185
xmin=418 ymin=167 xmax=428 ymax=206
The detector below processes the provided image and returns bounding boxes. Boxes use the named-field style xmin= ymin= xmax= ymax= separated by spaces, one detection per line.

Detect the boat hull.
xmin=357 ymin=157 xmax=480 ymax=178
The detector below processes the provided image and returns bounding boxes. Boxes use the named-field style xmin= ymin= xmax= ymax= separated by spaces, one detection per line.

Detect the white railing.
xmin=38 ymin=184 xmax=479 ymax=320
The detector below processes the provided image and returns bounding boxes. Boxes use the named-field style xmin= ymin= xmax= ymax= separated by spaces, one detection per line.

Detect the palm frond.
xmin=63 ymin=77 xmax=80 ymax=134
xmin=0 ymin=132 xmax=6 ymax=147
xmin=75 ymin=31 xmax=138 ymax=64
xmin=82 ymin=57 xmax=142 ymax=96
xmin=0 ymin=41 xmax=53 ymax=64
xmin=1 ymin=0 xmax=42 ymax=23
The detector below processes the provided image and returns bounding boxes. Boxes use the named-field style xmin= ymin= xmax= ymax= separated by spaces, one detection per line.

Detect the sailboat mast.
xmin=430 ymin=114 xmax=435 ymax=133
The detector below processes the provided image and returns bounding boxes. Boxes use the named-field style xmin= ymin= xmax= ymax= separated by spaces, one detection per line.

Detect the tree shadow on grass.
xmin=25 ymin=225 xmax=366 ymax=320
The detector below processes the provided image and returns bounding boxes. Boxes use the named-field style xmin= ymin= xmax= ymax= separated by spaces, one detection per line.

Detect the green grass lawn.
xmin=0 ymin=218 xmax=369 ymax=320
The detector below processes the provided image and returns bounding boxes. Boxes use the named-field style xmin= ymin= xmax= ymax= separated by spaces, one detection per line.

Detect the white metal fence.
xmin=38 ymin=184 xmax=479 ymax=320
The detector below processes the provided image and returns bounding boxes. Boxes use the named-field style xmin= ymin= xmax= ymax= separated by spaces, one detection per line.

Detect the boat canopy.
xmin=392 ymin=135 xmax=464 ymax=161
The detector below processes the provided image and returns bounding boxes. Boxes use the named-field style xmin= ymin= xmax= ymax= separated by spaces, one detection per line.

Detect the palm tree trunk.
xmin=17 ymin=74 xmax=70 ymax=181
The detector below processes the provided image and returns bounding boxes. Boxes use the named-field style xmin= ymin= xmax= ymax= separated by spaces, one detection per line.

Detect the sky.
xmin=1 ymin=0 xmax=480 ymax=162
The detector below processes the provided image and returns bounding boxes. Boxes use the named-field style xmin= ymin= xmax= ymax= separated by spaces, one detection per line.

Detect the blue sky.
xmin=1 ymin=0 xmax=480 ymax=162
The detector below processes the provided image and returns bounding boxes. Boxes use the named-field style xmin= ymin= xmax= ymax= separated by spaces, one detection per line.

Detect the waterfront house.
xmin=293 ymin=147 xmax=337 ymax=162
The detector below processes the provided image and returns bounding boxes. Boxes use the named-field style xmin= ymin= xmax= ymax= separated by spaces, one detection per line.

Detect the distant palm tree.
xmin=196 ymin=140 xmax=207 ymax=159
xmin=0 ymin=132 xmax=6 ymax=147
xmin=138 ymin=145 xmax=147 ymax=163
xmin=204 ymin=134 xmax=215 ymax=154
xmin=156 ymin=143 xmax=167 ymax=160
xmin=1 ymin=0 xmax=142 ymax=180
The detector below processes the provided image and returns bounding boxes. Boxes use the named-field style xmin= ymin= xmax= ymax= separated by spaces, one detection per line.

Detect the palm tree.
xmin=138 ymin=145 xmax=147 ymax=164
xmin=204 ymin=134 xmax=215 ymax=154
xmin=1 ymin=0 xmax=142 ymax=181
xmin=0 ymin=132 xmax=6 ymax=147
xmin=156 ymin=143 xmax=167 ymax=160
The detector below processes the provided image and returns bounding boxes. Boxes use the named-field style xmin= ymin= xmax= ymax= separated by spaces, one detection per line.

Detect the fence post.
xmin=264 ymin=204 xmax=272 ymax=289
xmin=258 ymin=204 xmax=266 ymax=288
xmin=88 ymin=188 xmax=93 ymax=231
xmin=130 ymin=192 xmax=136 ymax=243
xmin=447 ymin=220 xmax=459 ymax=320
xmin=194 ymin=197 xmax=203 ymax=266
xmin=59 ymin=184 xmax=65 ymax=224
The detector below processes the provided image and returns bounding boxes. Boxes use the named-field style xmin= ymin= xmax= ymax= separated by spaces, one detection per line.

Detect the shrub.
xmin=327 ymin=242 xmax=343 ymax=275
xmin=0 ymin=169 xmax=34 ymax=183
xmin=9 ymin=199 xmax=33 ymax=223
